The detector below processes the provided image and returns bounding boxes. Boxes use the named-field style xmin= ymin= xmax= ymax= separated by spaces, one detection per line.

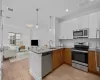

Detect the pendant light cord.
xmin=50 ymin=16 xmax=51 ymax=29
xmin=36 ymin=9 xmax=39 ymax=25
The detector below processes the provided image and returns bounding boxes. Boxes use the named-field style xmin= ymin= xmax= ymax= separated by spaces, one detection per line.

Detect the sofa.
xmin=3 ymin=46 xmax=17 ymax=58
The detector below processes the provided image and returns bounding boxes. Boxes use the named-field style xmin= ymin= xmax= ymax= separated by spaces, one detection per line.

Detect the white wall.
xmin=1 ymin=0 xmax=81 ymax=48
xmin=0 ymin=0 xmax=2 ymax=15
xmin=32 ymin=17 xmax=56 ymax=47
xmin=0 ymin=19 xmax=2 ymax=47
xmin=3 ymin=25 xmax=30 ymax=47
xmin=60 ymin=38 xmax=100 ymax=49
xmin=0 ymin=0 xmax=2 ymax=47
xmin=31 ymin=17 xmax=61 ymax=47
xmin=55 ymin=17 xmax=60 ymax=46
xmin=32 ymin=29 xmax=55 ymax=47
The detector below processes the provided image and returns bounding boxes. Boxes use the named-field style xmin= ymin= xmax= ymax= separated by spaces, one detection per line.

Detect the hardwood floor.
xmin=43 ymin=65 xmax=100 ymax=80
xmin=2 ymin=59 xmax=34 ymax=80
xmin=2 ymin=59 xmax=100 ymax=80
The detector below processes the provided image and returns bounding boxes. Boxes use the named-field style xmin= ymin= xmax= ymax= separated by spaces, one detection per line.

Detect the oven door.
xmin=72 ymin=50 xmax=88 ymax=64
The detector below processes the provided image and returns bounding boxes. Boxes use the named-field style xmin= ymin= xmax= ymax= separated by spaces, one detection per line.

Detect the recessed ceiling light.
xmin=66 ymin=9 xmax=68 ymax=12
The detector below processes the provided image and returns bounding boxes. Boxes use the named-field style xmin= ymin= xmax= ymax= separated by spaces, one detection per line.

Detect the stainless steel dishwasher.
xmin=42 ymin=51 xmax=52 ymax=77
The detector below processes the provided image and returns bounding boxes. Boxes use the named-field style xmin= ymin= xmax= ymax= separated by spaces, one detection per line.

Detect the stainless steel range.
xmin=72 ymin=42 xmax=89 ymax=72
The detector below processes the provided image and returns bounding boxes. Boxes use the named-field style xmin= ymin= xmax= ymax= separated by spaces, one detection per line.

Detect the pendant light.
xmin=49 ymin=16 xmax=52 ymax=31
xmin=36 ymin=8 xmax=39 ymax=29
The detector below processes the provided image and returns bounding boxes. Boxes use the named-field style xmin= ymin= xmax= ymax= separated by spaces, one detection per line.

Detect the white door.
xmin=89 ymin=12 xmax=98 ymax=38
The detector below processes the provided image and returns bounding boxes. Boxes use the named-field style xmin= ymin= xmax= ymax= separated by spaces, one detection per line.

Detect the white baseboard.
xmin=29 ymin=69 xmax=42 ymax=80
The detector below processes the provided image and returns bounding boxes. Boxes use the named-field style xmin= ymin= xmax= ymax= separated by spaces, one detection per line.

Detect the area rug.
xmin=9 ymin=51 xmax=29 ymax=63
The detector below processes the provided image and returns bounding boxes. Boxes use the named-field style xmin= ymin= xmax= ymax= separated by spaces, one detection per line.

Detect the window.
xmin=8 ymin=32 xmax=21 ymax=45
xmin=16 ymin=33 xmax=21 ymax=45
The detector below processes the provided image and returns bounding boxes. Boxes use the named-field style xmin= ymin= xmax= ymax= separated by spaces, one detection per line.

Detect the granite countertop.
xmin=63 ymin=46 xmax=74 ymax=49
xmin=30 ymin=46 xmax=64 ymax=54
xmin=89 ymin=47 xmax=100 ymax=51
xmin=30 ymin=46 xmax=99 ymax=53
xmin=89 ymin=48 xmax=96 ymax=51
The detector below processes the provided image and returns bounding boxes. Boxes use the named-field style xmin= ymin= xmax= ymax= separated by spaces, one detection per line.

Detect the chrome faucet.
xmin=49 ymin=40 xmax=53 ymax=48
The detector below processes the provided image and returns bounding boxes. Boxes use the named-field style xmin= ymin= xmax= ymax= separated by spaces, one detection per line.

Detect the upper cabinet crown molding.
xmin=59 ymin=1 xmax=100 ymax=22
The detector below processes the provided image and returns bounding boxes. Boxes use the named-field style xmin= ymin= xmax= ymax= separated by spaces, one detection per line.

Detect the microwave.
xmin=73 ymin=28 xmax=89 ymax=39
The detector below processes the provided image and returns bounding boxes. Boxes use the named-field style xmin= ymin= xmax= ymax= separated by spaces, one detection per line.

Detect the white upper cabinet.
xmin=98 ymin=11 xmax=100 ymax=29
xmin=60 ymin=20 xmax=71 ymax=39
xmin=78 ymin=15 xmax=89 ymax=29
xmin=89 ymin=12 xmax=98 ymax=38
xmin=60 ymin=11 xmax=100 ymax=39
xmin=72 ymin=18 xmax=78 ymax=31
xmin=60 ymin=21 xmax=68 ymax=39
xmin=66 ymin=20 xmax=73 ymax=39
xmin=60 ymin=18 xmax=78 ymax=39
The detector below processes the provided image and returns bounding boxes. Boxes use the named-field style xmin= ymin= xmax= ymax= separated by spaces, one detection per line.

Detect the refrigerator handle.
xmin=96 ymin=29 xmax=100 ymax=71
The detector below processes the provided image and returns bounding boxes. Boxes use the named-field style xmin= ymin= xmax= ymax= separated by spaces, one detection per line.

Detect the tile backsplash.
xmin=60 ymin=38 xmax=100 ymax=49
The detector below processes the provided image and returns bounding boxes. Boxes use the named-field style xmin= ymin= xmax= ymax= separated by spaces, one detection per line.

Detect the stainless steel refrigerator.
xmin=96 ymin=49 xmax=100 ymax=73
xmin=96 ymin=15 xmax=100 ymax=73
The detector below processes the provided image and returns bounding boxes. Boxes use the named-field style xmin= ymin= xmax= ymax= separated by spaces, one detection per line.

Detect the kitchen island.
xmin=29 ymin=47 xmax=63 ymax=80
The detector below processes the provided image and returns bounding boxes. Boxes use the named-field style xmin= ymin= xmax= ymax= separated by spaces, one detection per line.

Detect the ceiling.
xmin=2 ymin=0 xmax=99 ymax=29
xmin=60 ymin=0 xmax=100 ymax=22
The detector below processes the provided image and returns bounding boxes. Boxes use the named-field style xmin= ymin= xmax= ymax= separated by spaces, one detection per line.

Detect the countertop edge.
xmin=30 ymin=47 xmax=64 ymax=54
xmin=30 ymin=47 xmax=99 ymax=54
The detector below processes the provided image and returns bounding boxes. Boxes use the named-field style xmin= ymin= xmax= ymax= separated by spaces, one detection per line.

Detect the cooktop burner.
xmin=73 ymin=45 xmax=89 ymax=51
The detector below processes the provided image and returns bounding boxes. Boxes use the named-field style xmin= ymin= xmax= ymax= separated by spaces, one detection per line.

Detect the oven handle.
xmin=72 ymin=49 xmax=88 ymax=53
